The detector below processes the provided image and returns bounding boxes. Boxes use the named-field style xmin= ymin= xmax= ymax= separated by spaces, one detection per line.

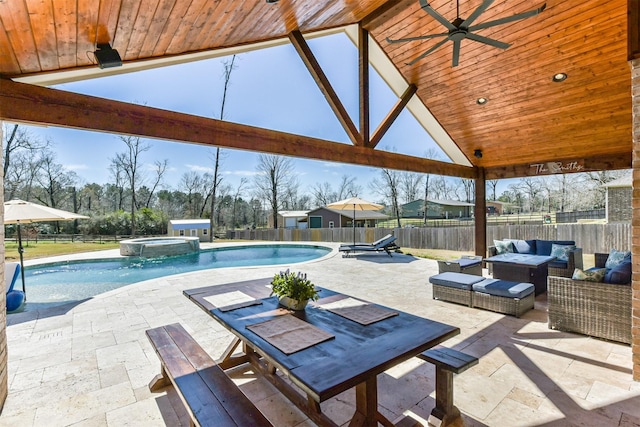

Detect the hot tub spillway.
xmin=120 ymin=237 xmax=200 ymax=257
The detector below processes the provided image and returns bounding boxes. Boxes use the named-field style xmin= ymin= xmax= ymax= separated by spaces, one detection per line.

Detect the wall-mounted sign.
xmin=530 ymin=161 xmax=585 ymax=175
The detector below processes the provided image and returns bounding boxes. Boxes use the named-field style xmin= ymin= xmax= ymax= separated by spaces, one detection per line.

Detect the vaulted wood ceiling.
xmin=0 ymin=0 xmax=632 ymax=179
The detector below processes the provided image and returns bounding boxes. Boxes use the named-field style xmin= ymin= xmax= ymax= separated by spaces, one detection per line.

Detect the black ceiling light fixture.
xmin=552 ymin=72 xmax=567 ymax=82
xmin=474 ymin=149 xmax=483 ymax=158
xmin=94 ymin=43 xmax=122 ymax=69
xmin=387 ymin=0 xmax=546 ymax=67
xmin=266 ymin=0 xmax=279 ymax=3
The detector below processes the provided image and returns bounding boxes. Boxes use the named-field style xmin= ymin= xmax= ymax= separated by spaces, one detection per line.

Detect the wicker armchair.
xmin=437 ymin=255 xmax=483 ymax=276
xmin=547 ymin=252 xmax=631 ymax=344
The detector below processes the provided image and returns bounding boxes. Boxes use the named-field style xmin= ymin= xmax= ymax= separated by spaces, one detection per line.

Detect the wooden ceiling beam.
xmin=369 ymin=83 xmax=416 ymax=149
xmin=0 ymin=78 xmax=477 ymax=179
xmin=359 ymin=25 xmax=370 ymax=147
xmin=485 ymin=153 xmax=632 ymax=180
xmin=288 ymin=30 xmax=363 ymax=146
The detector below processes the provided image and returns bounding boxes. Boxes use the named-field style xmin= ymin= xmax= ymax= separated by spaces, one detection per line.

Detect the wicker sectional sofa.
xmin=488 ymin=238 xmax=583 ymax=278
xmin=547 ymin=253 xmax=632 ymax=344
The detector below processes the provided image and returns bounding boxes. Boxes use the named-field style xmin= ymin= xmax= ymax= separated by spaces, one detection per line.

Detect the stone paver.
xmin=0 ymin=242 xmax=639 ymax=427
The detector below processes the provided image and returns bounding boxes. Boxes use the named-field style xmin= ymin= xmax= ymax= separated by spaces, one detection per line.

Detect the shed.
xmin=268 ymin=210 xmax=310 ymax=229
xmin=168 ymin=219 xmax=212 ymax=241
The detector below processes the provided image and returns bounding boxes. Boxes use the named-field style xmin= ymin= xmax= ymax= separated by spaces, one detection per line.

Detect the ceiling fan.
xmin=387 ymin=0 xmax=546 ymax=67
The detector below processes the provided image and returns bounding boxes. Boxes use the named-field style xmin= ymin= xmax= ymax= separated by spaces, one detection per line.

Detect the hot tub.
xmin=120 ymin=237 xmax=200 ymax=257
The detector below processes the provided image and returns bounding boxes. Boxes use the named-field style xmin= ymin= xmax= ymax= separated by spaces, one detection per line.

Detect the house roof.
xmin=0 ymin=1 xmax=633 ymax=181
xmin=278 ymin=211 xmax=311 ymax=218
xmin=603 ymin=174 xmax=632 ymax=188
xmin=403 ymin=199 xmax=475 ymax=208
xmin=169 ymin=219 xmax=210 ymax=230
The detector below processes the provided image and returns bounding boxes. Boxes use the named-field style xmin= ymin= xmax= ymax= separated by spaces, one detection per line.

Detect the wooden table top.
xmin=184 ymin=278 xmax=460 ymax=402
xmin=485 ymin=253 xmax=556 ymax=267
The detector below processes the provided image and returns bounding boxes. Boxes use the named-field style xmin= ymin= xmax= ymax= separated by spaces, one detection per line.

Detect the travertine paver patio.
xmin=0 ymin=242 xmax=639 ymax=426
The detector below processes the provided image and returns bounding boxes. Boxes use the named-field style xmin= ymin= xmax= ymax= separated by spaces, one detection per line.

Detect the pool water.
xmin=22 ymin=244 xmax=331 ymax=309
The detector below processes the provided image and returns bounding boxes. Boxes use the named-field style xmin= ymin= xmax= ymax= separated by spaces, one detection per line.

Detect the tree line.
xmin=2 ymin=121 xmax=628 ymax=238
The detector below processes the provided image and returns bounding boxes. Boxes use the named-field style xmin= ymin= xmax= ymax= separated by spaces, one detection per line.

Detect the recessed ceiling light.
xmin=552 ymin=73 xmax=567 ymax=82
xmin=476 ymin=97 xmax=488 ymax=105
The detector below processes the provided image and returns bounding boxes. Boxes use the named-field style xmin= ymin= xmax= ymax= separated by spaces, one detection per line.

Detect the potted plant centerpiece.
xmin=270 ymin=269 xmax=319 ymax=310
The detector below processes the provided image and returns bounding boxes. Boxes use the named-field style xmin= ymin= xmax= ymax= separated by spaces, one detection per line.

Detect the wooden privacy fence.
xmin=229 ymin=223 xmax=631 ymax=255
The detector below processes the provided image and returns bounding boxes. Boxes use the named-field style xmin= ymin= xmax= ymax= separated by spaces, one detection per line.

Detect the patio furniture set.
xmin=146 ymin=277 xmax=473 ymax=427
xmin=430 ymin=242 xmax=633 ymax=345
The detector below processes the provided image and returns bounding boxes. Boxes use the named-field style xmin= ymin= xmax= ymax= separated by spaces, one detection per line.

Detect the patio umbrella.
xmin=4 ymin=199 xmax=89 ymax=296
xmin=326 ymin=197 xmax=384 ymax=245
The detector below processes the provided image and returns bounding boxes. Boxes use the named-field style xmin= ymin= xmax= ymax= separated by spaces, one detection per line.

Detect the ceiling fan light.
xmin=552 ymin=73 xmax=567 ymax=82
xmin=476 ymin=97 xmax=488 ymax=105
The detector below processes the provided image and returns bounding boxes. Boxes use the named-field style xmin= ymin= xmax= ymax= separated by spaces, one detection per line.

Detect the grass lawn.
xmin=4 ymin=240 xmax=121 ymax=262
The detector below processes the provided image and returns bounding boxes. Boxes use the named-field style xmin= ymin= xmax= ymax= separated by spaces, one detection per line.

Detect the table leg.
xmin=349 ymin=377 xmax=394 ymax=427
xmin=217 ymin=337 xmax=251 ymax=369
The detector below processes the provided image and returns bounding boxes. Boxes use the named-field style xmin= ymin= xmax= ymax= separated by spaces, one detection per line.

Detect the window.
xmin=179 ymin=229 xmax=185 ymax=236
xmin=190 ymin=229 xmax=197 ymax=236
xmin=203 ymin=228 xmax=208 ymax=235
xmin=328 ymin=221 xmax=334 ymax=228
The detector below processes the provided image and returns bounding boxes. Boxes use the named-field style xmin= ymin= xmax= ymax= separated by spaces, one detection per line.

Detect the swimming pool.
xmin=21 ymin=244 xmax=331 ymax=310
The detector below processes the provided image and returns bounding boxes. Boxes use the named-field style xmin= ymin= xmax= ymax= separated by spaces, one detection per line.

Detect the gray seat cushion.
xmin=454 ymin=258 xmax=481 ymax=268
xmin=472 ymin=279 xmax=534 ymax=298
xmin=429 ymin=272 xmax=486 ymax=290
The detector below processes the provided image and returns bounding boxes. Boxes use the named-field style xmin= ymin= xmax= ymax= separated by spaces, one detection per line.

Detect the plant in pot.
xmin=270 ymin=269 xmax=319 ymax=310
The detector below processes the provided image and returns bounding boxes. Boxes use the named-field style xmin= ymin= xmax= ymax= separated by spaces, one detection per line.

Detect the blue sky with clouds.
xmin=19 ymin=32 xmax=475 ymax=203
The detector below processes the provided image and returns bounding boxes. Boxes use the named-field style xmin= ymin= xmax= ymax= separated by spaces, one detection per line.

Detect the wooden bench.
xmin=417 ymin=347 xmax=478 ymax=427
xmin=146 ymin=323 xmax=273 ymax=427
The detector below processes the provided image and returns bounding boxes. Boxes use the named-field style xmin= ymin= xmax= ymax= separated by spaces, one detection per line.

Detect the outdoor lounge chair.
xmin=339 ymin=235 xmax=399 ymax=257
xmin=5 ymin=262 xmax=24 ymax=312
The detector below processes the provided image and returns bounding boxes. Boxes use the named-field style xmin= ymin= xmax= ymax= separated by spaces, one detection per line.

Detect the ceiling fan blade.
xmin=460 ymin=0 xmax=495 ymax=28
xmin=407 ymin=37 xmax=450 ymax=65
xmin=452 ymin=40 xmax=460 ymax=67
xmin=386 ymin=32 xmax=448 ymax=44
xmin=469 ymin=3 xmax=546 ymax=32
xmin=419 ymin=0 xmax=457 ymax=31
xmin=466 ymin=33 xmax=510 ymax=49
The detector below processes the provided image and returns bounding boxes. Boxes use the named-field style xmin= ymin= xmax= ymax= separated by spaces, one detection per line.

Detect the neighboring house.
xmin=168 ymin=219 xmax=211 ymax=241
xmin=400 ymin=199 xmax=475 ymax=219
xmin=603 ymin=174 xmax=632 ymax=223
xmin=306 ymin=207 xmax=388 ymax=229
xmin=268 ymin=210 xmax=310 ymax=229
xmin=486 ymin=200 xmax=510 ymax=215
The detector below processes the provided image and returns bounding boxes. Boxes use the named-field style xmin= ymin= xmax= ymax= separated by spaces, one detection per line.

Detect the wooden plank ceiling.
xmin=0 ymin=0 xmax=632 ymax=178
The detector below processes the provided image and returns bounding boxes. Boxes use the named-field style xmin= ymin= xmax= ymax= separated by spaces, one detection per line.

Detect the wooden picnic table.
xmin=184 ymin=277 xmax=460 ymax=427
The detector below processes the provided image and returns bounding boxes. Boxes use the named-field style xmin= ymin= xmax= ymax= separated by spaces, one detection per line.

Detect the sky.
xmin=14 ymin=31 xmax=507 ymax=204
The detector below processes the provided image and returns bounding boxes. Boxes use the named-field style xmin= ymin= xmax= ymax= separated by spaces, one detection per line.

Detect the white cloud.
xmin=186 ymin=164 xmax=214 ymax=173
xmin=64 ymin=164 xmax=88 ymax=171
xmin=223 ymin=170 xmax=260 ymax=177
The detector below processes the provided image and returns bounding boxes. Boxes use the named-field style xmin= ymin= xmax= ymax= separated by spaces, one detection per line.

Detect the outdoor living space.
xmin=1 ymin=243 xmax=638 ymax=427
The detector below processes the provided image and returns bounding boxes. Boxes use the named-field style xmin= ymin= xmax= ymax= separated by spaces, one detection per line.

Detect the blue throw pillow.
xmin=605 ymin=249 xmax=631 ymax=270
xmin=604 ymin=259 xmax=631 ymax=284
xmin=493 ymin=240 xmax=514 ymax=255
xmin=550 ymin=244 xmax=576 ymax=261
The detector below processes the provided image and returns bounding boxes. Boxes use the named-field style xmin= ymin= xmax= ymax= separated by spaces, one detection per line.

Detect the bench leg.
xmin=149 ymin=365 xmax=171 ymax=392
xmin=428 ymin=368 xmax=460 ymax=427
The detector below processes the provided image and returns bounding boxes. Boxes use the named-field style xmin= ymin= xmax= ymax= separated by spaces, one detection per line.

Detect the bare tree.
xmin=311 ymin=182 xmax=336 ymax=207
xmin=209 ymin=55 xmax=237 ymax=241
xmin=144 ymin=159 xmax=168 ymax=208
xmin=422 ymin=148 xmax=441 ymax=225
xmin=3 ymin=125 xmax=49 ymax=200
xmin=370 ymin=168 xmax=402 ymax=227
xmin=336 ymin=174 xmax=361 ymax=200
xmin=111 ymin=136 xmax=149 ymax=236
xmin=254 ymin=154 xmax=296 ymax=229
xmin=400 ymin=171 xmax=423 ymax=204
xmin=34 ymin=149 xmax=78 ymax=209
xmin=459 ymin=178 xmax=475 ymax=203
xmin=518 ymin=177 xmax=542 ymax=212
xmin=487 ymin=180 xmax=499 ymax=201
xmin=231 ymin=178 xmax=248 ymax=229
xmin=180 ymin=171 xmax=208 ymax=218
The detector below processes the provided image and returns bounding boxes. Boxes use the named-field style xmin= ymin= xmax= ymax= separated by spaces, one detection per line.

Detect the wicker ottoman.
xmin=472 ymin=279 xmax=535 ymax=318
xmin=429 ymin=272 xmax=487 ymax=307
